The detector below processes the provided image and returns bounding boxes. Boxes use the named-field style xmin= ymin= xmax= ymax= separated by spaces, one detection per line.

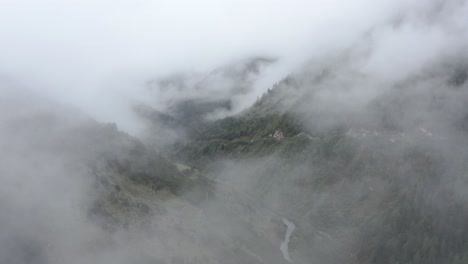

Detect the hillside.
xmin=158 ymin=58 xmax=468 ymax=264
xmin=4 ymin=1 xmax=468 ymax=264
xmin=0 ymin=95 xmax=214 ymax=263
xmin=2 ymin=58 xmax=468 ymax=264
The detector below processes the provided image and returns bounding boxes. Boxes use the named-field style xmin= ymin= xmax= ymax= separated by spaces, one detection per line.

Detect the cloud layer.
xmin=0 ymin=0 xmax=436 ymax=133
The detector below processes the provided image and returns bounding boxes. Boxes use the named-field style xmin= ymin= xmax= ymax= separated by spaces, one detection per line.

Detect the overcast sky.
xmin=1 ymin=0 xmax=466 ymax=133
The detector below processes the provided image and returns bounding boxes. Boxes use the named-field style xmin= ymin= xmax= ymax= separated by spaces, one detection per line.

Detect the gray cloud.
xmin=1 ymin=1 xmax=468 ymax=263
xmin=0 ymin=0 xmax=420 ymax=134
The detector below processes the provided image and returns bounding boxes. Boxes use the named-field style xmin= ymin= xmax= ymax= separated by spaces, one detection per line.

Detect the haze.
xmin=1 ymin=1 xmax=468 ymax=264
xmin=0 ymin=0 xmax=441 ymax=133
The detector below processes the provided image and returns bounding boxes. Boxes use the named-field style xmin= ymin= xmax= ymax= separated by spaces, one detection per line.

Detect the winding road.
xmin=280 ymin=218 xmax=295 ymax=263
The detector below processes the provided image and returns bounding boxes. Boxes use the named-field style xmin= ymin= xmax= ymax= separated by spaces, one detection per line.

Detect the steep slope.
xmin=3 ymin=56 xmax=467 ymax=263
xmin=161 ymin=58 xmax=468 ymax=264
xmin=134 ymin=57 xmax=276 ymax=145
xmin=0 ymin=90 xmax=214 ymax=263
xmin=81 ymin=122 xmax=212 ymax=229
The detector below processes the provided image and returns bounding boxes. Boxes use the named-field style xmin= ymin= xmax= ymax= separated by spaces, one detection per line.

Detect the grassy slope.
xmin=84 ymin=122 xmax=213 ymax=230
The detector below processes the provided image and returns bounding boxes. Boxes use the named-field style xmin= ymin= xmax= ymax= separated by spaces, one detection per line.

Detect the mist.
xmin=0 ymin=0 xmax=423 ymax=133
xmin=1 ymin=0 xmax=468 ymax=263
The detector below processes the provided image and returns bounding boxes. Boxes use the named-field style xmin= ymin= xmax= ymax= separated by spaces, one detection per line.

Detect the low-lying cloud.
xmin=0 ymin=0 xmax=437 ymax=134
xmin=1 ymin=1 xmax=468 ymax=264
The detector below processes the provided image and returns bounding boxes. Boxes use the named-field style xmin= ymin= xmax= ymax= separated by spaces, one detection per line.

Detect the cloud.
xmin=0 ymin=0 xmax=421 ymax=134
xmin=1 ymin=1 xmax=468 ymax=263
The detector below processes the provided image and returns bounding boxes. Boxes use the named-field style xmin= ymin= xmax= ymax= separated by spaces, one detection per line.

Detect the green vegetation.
xmin=164 ymin=102 xmax=468 ymax=264
xmin=195 ymin=112 xmax=302 ymax=141
xmin=86 ymin=123 xmax=213 ymax=230
xmin=87 ymin=69 xmax=468 ymax=263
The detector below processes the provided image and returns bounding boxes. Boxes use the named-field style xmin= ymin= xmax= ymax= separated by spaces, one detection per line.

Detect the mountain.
xmin=159 ymin=57 xmax=468 ymax=264
xmin=2 ymin=55 xmax=468 ymax=264
xmin=135 ymin=57 xmax=276 ymax=143
xmin=0 ymin=91 xmax=213 ymax=263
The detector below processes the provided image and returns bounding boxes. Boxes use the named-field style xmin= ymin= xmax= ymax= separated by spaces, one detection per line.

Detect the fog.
xmin=1 ymin=0 xmax=468 ymax=263
xmin=0 ymin=0 xmax=425 ymax=134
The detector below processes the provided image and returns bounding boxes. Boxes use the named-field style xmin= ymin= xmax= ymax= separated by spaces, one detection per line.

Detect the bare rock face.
xmin=273 ymin=130 xmax=284 ymax=142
